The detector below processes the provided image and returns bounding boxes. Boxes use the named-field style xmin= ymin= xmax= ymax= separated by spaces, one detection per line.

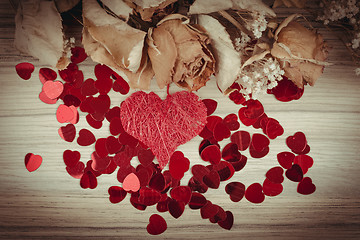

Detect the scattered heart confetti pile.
xmin=17 ymin=47 xmax=316 ymax=235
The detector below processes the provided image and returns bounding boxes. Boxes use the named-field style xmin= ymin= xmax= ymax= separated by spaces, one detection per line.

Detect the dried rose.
xmin=271 ymin=15 xmax=329 ymax=88
xmin=147 ymin=14 xmax=215 ymax=91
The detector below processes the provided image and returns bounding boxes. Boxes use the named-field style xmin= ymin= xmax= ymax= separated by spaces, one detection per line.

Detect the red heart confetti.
xmin=39 ymin=67 xmax=57 ymax=84
xmin=80 ymin=170 xmax=97 ymax=189
xmin=58 ymin=124 xmax=76 ymax=142
xmin=106 ymin=136 xmax=122 ymax=155
xmin=213 ymin=122 xmax=231 ymax=142
xmin=123 ymin=172 xmax=140 ymax=192
xmin=202 ymin=99 xmax=217 ymax=116
xmin=251 ymin=133 xmax=270 ymax=152
xmin=77 ymin=129 xmax=96 ymax=146
xmin=293 ymin=154 xmax=314 ymax=174
xmin=285 ymin=164 xmax=303 ymax=182
xmin=169 ymin=151 xmax=190 ymax=180
xmin=120 ymin=91 xmax=207 ymax=169
xmin=200 ymin=201 xmax=219 ymax=219
xmin=138 ymin=148 xmax=155 ymax=167
xmin=203 ymin=170 xmax=220 ymax=189
xmin=147 ymin=214 xmax=167 ymax=235
xmin=109 ymin=117 xmax=124 ymax=136
xmin=95 ymin=138 xmax=108 ymax=158
xmin=24 ymin=153 xmax=42 ymax=172
xmin=66 ymin=161 xmax=85 ymax=179
xmin=188 ymin=192 xmax=207 ymax=209
xmin=188 ymin=176 xmax=208 ymax=193
xmin=15 ymin=62 xmax=34 ymax=80
xmin=229 ymin=90 xmax=246 ymax=105
xmin=71 ymin=46 xmax=88 ymax=64
xmin=86 ymin=114 xmax=103 ymax=129
xmin=170 ymin=186 xmax=192 ymax=204
xmin=249 ymin=145 xmax=269 ymax=158
xmin=63 ymin=150 xmax=80 ymax=168
xmin=245 ymin=183 xmax=265 ymax=204
xmin=139 ymin=187 xmax=161 ymax=206
xmin=231 ymin=130 xmax=251 ymax=151
xmin=225 ymin=182 xmax=245 ymax=202
xmin=223 ymin=113 xmax=240 ymax=131
xmin=230 ymin=155 xmax=247 ymax=171
xmin=265 ymin=118 xmax=284 ymax=140
xmin=244 ymin=100 xmax=264 ymax=119
xmin=286 ymin=132 xmax=307 ymax=153
xmin=265 ymin=166 xmax=284 ymax=184
xmin=201 ymin=145 xmax=221 ymax=165
xmin=214 ymin=161 xmax=235 ymax=181
xmin=262 ymin=178 xmax=283 ymax=197
xmin=149 ymin=173 xmax=166 ymax=192
xmin=267 ymin=76 xmax=304 ymax=102
xmin=222 ymin=143 xmax=241 ymax=162
xmin=277 ymin=151 xmax=295 ymax=169
xmin=108 ymin=186 xmax=127 ymax=204
xmin=112 ymin=73 xmax=130 ymax=95
xmin=91 ymin=152 xmax=111 ymax=171
xmin=209 ymin=205 xmax=226 ymax=223
xmin=218 ymin=211 xmax=234 ymax=230
xmin=297 ymin=177 xmax=316 ymax=195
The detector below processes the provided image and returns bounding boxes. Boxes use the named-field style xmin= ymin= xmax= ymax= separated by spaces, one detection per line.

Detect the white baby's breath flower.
xmin=355 ymin=68 xmax=360 ymax=75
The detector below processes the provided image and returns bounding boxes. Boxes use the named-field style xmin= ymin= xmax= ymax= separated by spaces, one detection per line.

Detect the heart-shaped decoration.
xmin=170 ymin=186 xmax=192 ymax=204
xmin=188 ymin=192 xmax=207 ymax=209
xmin=15 ymin=62 xmax=34 ymax=80
xmin=66 ymin=161 xmax=85 ymax=179
xmin=262 ymin=178 xmax=283 ymax=196
xmin=120 ymin=91 xmax=207 ymax=169
xmin=80 ymin=170 xmax=97 ymax=189
xmin=218 ymin=211 xmax=234 ymax=230
xmin=77 ymin=129 xmax=96 ymax=146
xmin=265 ymin=166 xmax=284 ymax=184
xmin=147 ymin=214 xmax=167 ymax=235
xmin=24 ymin=153 xmax=42 ymax=172
xmin=200 ymin=201 xmax=219 ymax=219
xmin=42 ymin=81 xmax=64 ymax=99
xmin=297 ymin=177 xmax=316 ymax=195
xmin=294 ymin=154 xmax=314 ymax=174
xmin=58 ymin=124 xmax=76 ymax=142
xmin=56 ymin=104 xmax=74 ymax=123
xmin=63 ymin=150 xmax=80 ymax=168
xmin=168 ymin=198 xmax=185 ymax=219
xmin=202 ymin=99 xmax=217 ymax=116
xmin=138 ymin=148 xmax=155 ymax=167
xmin=149 ymin=173 xmax=166 ymax=192
xmin=245 ymin=183 xmax=265 ymax=204
xmin=201 ymin=145 xmax=221 ymax=165
xmin=39 ymin=67 xmax=57 ymax=84
xmin=225 ymin=181 xmax=245 ymax=202
xmin=277 ymin=151 xmax=295 ymax=169
xmin=108 ymin=186 xmax=127 ymax=204
xmin=123 ymin=173 xmax=140 ymax=192
xmin=230 ymin=130 xmax=251 ymax=151
xmin=285 ymin=164 xmax=303 ymax=182
xmin=286 ymin=132 xmax=307 ymax=153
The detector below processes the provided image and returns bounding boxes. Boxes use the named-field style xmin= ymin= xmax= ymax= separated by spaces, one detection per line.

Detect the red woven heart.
xmin=120 ymin=91 xmax=207 ymax=169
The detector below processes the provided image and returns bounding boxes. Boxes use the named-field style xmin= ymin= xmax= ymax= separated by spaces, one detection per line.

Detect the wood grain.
xmin=0 ymin=1 xmax=360 ymax=239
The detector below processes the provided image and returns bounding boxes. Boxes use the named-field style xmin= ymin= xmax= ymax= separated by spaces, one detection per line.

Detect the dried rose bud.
xmin=147 ymin=14 xmax=215 ymax=91
xmin=271 ymin=15 xmax=329 ymax=88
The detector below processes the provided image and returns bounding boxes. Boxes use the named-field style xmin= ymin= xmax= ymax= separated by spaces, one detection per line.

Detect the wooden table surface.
xmin=0 ymin=1 xmax=360 ymax=239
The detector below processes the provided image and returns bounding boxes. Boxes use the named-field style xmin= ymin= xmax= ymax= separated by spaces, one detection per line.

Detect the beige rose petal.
xmin=147 ymin=26 xmax=177 ymax=89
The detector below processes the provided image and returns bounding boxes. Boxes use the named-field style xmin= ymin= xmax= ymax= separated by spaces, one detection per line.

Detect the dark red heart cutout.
xmin=189 ymin=192 xmax=207 ymax=209
xmin=80 ymin=170 xmax=98 ymax=189
xmin=106 ymin=136 xmax=122 ymax=154
xmin=16 ymin=62 xmax=34 ymax=80
xmin=223 ymin=113 xmax=240 ymax=131
xmin=138 ymin=148 xmax=155 ymax=167
xmin=277 ymin=151 xmax=295 ymax=169
xmin=245 ymin=183 xmax=265 ymax=204
xmin=108 ymin=186 xmax=127 ymax=204
xmin=58 ymin=124 xmax=76 ymax=142
xmin=213 ymin=122 xmax=231 ymax=142
xmin=168 ymin=198 xmax=185 ymax=219
xmin=147 ymin=214 xmax=167 ymax=235
xmin=230 ymin=130 xmax=251 ymax=151
xmin=293 ymin=154 xmax=313 ymax=174
xmin=265 ymin=166 xmax=284 ymax=184
xmin=201 ymin=145 xmax=221 ymax=165
xmin=251 ymin=133 xmax=270 ymax=152
xmin=297 ymin=177 xmax=316 ymax=195
xmin=262 ymin=178 xmax=283 ymax=196
xmin=66 ymin=161 xmax=85 ymax=179
xmin=149 ymin=173 xmax=166 ymax=192
xmin=200 ymin=201 xmax=219 ymax=219
xmin=225 ymin=181 xmax=245 ymax=202
xmin=39 ymin=67 xmax=57 ymax=83
xmin=77 ymin=129 xmax=96 ymax=146
xmin=63 ymin=150 xmax=80 ymax=168
xmin=286 ymin=132 xmax=307 ymax=153
xmin=218 ymin=211 xmax=234 ymax=230
xmin=203 ymin=170 xmax=220 ymax=189
xmin=169 ymin=151 xmax=190 ymax=180
xmin=202 ymin=99 xmax=217 ymax=116
xmin=170 ymin=186 xmax=192 ymax=204
xmin=285 ymin=164 xmax=303 ymax=182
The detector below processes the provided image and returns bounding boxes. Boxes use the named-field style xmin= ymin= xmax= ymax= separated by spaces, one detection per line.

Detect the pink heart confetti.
xmin=24 ymin=153 xmax=42 ymax=172
xmin=42 ymin=80 xmax=64 ymax=99
xmin=123 ymin=173 xmax=140 ymax=192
